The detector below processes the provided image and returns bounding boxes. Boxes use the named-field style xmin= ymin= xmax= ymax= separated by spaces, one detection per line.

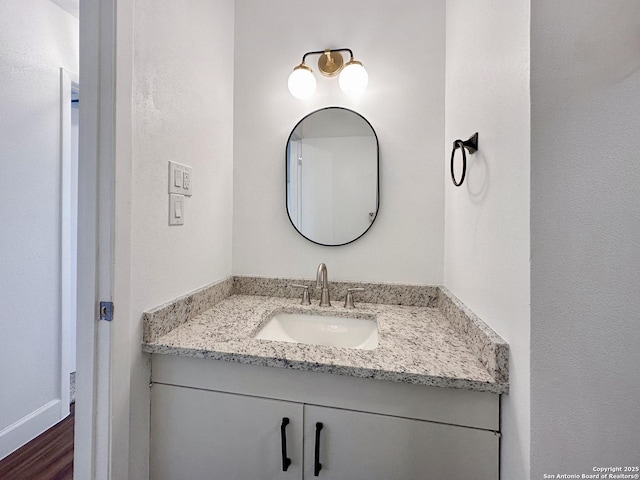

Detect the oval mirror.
xmin=286 ymin=107 xmax=379 ymax=246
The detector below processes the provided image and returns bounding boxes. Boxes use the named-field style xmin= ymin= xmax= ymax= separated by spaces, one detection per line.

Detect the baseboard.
xmin=0 ymin=399 xmax=63 ymax=461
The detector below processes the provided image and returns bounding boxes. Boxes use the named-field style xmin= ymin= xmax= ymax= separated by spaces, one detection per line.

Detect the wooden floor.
xmin=0 ymin=404 xmax=74 ymax=480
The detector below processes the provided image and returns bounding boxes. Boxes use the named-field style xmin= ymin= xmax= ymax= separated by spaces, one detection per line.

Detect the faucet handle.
xmin=291 ymin=284 xmax=311 ymax=306
xmin=344 ymin=287 xmax=365 ymax=309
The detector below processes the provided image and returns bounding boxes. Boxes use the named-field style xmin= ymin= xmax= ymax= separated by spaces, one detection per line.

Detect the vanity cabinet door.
xmin=303 ymin=405 xmax=498 ymax=480
xmin=150 ymin=383 xmax=303 ymax=480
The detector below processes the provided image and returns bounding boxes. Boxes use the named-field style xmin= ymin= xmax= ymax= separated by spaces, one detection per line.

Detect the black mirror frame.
xmin=285 ymin=106 xmax=380 ymax=247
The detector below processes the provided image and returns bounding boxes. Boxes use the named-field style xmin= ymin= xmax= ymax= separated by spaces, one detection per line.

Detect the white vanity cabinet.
xmin=150 ymin=384 xmax=304 ymax=479
xmin=149 ymin=355 xmax=500 ymax=480
xmin=303 ymin=405 xmax=497 ymax=480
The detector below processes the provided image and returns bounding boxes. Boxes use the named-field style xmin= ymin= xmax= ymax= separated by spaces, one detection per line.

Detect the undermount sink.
xmin=254 ymin=312 xmax=378 ymax=350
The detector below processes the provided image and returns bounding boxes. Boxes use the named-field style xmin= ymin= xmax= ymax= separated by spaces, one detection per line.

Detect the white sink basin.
xmin=254 ymin=312 xmax=378 ymax=350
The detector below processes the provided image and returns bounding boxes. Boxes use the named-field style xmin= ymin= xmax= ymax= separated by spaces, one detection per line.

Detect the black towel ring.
xmin=450 ymin=132 xmax=479 ymax=187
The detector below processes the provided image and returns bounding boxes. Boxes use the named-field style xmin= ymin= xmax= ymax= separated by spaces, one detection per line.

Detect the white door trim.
xmin=60 ymin=67 xmax=79 ymax=418
xmin=75 ymin=0 xmax=114 ymax=478
xmin=75 ymin=0 xmax=105 ymax=472
xmin=76 ymin=0 xmax=134 ymax=478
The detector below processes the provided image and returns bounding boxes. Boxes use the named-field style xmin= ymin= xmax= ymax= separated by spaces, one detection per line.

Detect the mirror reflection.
xmin=286 ymin=107 xmax=379 ymax=246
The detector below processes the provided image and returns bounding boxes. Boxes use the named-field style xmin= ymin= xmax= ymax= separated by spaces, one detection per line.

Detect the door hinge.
xmin=99 ymin=301 xmax=114 ymax=321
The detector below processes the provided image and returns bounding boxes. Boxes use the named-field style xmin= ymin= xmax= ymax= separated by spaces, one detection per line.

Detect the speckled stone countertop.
xmin=143 ymin=281 xmax=509 ymax=394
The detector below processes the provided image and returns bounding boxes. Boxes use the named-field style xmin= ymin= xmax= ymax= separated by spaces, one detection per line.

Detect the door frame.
xmin=76 ymin=0 xmax=133 ymax=478
xmin=60 ymin=67 xmax=79 ymax=417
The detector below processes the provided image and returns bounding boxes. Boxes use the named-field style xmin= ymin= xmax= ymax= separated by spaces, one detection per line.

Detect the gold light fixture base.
xmin=317 ymin=50 xmax=344 ymax=77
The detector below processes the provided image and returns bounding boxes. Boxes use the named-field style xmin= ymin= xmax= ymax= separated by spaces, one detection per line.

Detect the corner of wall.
xmin=443 ymin=2 xmax=531 ymax=479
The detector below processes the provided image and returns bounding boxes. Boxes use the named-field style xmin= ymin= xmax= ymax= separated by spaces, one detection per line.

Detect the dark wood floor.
xmin=0 ymin=404 xmax=74 ymax=480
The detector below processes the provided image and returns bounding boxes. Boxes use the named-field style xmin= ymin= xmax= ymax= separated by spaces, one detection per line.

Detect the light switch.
xmin=169 ymin=194 xmax=185 ymax=225
xmin=168 ymin=161 xmax=193 ymax=196
xmin=174 ymin=170 xmax=183 ymax=188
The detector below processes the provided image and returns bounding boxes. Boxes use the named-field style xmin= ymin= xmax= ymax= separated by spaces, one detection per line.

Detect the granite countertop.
xmin=143 ymin=292 xmax=508 ymax=394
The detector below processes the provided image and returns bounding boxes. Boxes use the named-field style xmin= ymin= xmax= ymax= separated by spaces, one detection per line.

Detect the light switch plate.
xmin=168 ymin=161 xmax=193 ymax=196
xmin=169 ymin=194 xmax=185 ymax=225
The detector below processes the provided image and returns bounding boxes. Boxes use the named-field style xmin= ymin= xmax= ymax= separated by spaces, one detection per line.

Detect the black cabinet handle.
xmin=280 ymin=417 xmax=292 ymax=471
xmin=314 ymin=422 xmax=323 ymax=476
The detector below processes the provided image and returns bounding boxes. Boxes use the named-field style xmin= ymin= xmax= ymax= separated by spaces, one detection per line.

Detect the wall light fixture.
xmin=288 ymin=48 xmax=368 ymax=99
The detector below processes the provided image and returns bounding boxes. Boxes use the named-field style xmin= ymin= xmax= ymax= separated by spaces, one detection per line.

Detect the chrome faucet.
xmin=316 ymin=263 xmax=331 ymax=307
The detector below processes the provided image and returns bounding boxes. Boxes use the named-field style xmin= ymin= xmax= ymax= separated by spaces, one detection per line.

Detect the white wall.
xmin=0 ymin=0 xmax=78 ymax=458
xmin=128 ymin=0 xmax=235 ymax=477
xmin=233 ymin=0 xmax=445 ymax=284
xmin=531 ymin=1 xmax=640 ymax=476
xmin=443 ymin=2 xmax=530 ymax=479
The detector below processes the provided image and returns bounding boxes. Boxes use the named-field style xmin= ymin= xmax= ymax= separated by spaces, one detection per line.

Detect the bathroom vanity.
xmin=143 ymin=276 xmax=508 ymax=480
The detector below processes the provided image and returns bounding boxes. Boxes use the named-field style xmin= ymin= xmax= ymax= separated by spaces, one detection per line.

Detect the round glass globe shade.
xmin=339 ymin=62 xmax=368 ymax=96
xmin=288 ymin=68 xmax=316 ymax=99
